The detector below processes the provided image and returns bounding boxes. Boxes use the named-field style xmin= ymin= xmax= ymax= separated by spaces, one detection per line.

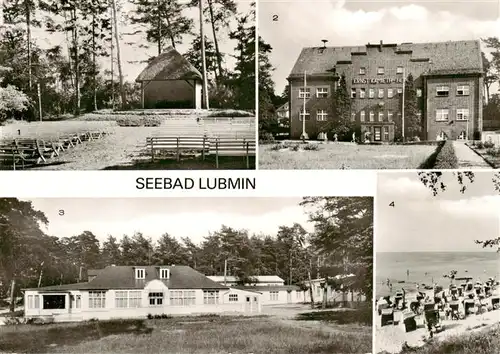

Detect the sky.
xmin=13 ymin=0 xmax=253 ymax=82
xmin=23 ymin=197 xmax=313 ymax=245
xmin=259 ymin=0 xmax=500 ymax=94
xmin=376 ymin=171 xmax=500 ymax=252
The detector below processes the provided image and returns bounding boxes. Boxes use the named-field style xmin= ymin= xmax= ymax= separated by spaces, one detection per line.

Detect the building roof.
xmin=235 ymin=285 xmax=301 ymax=292
xmin=207 ymin=275 xmax=285 ymax=283
xmin=276 ymin=102 xmax=289 ymax=112
xmin=136 ymin=46 xmax=202 ymax=82
xmin=26 ymin=266 xmax=228 ymax=291
xmin=289 ymin=40 xmax=483 ymax=79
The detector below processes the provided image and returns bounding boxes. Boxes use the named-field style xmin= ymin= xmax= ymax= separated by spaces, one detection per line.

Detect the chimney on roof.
xmin=321 ymin=39 xmax=328 ymax=48
xmin=379 ymin=40 xmax=383 ymax=51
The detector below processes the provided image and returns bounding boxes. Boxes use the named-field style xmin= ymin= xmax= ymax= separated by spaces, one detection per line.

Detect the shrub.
xmin=303 ymin=144 xmax=319 ymax=151
xmin=486 ymin=147 xmax=500 ymax=157
xmin=259 ymin=132 xmax=275 ymax=144
xmin=434 ymin=140 xmax=458 ymax=169
xmin=475 ymin=141 xmax=485 ymax=149
xmin=484 ymin=141 xmax=495 ymax=149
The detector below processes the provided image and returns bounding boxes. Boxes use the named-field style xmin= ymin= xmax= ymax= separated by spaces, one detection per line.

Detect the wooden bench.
xmin=146 ymin=136 xmax=210 ymax=161
xmin=13 ymin=139 xmax=53 ymax=163
xmin=58 ymin=134 xmax=83 ymax=148
xmin=0 ymin=145 xmax=28 ymax=170
xmin=209 ymin=138 xmax=256 ymax=169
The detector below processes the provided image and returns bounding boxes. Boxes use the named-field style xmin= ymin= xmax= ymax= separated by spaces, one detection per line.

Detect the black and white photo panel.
xmin=0 ymin=196 xmax=372 ymax=353
xmin=0 ymin=1 xmax=256 ymax=170
xmin=374 ymin=171 xmax=500 ymax=353
xmin=258 ymin=0 xmax=500 ymax=170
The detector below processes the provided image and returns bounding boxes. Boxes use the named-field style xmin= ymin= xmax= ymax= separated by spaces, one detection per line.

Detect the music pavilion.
xmin=287 ymin=40 xmax=484 ymax=141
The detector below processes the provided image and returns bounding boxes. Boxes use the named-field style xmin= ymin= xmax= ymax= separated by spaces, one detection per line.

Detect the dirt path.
xmin=453 ymin=141 xmax=491 ymax=169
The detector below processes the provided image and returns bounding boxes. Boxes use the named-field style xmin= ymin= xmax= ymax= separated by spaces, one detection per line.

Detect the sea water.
xmin=375 ymin=251 xmax=500 ymax=298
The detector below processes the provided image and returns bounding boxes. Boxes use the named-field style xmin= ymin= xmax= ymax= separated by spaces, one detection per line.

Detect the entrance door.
xmin=287 ymin=291 xmax=292 ymax=303
xmin=245 ymin=296 xmax=251 ymax=312
xmin=374 ymin=127 xmax=382 ymax=141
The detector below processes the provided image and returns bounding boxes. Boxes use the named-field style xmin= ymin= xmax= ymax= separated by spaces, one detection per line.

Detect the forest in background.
xmin=0 ymin=197 xmax=373 ymax=309
xmin=0 ymin=0 xmax=256 ymax=122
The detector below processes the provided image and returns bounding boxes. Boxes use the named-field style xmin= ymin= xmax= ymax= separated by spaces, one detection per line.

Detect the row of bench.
xmin=0 ymin=131 xmax=109 ymax=170
xmin=146 ymin=136 xmax=256 ymax=169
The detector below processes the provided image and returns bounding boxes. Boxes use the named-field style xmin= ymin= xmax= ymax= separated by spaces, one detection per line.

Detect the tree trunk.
xmin=25 ymin=1 xmax=32 ymax=90
xmin=288 ymin=251 xmax=292 ymax=286
xmin=110 ymin=0 xmax=126 ymax=109
xmin=92 ymin=8 xmax=97 ymax=111
xmin=322 ymin=287 xmax=327 ymax=309
xmin=207 ymin=0 xmax=221 ymax=83
xmin=308 ymin=270 xmax=314 ymax=309
xmin=157 ymin=0 xmax=162 ymax=54
xmin=164 ymin=14 xmax=176 ymax=50
xmin=72 ymin=9 xmax=81 ymax=116
xmin=9 ymin=279 xmax=15 ymax=312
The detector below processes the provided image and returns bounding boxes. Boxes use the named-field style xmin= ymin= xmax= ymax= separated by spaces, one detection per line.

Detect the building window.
xmin=160 ymin=269 xmax=169 ymax=279
xmin=359 ymin=88 xmax=366 ymax=98
xmin=436 ymin=109 xmax=449 ymax=121
xmin=298 ymin=109 xmax=310 ymax=121
xmin=416 ymin=88 xmax=422 ymax=97
xmin=384 ymin=126 xmax=389 ymax=140
xmin=270 ymin=291 xmax=279 ymax=301
xmin=456 ymin=108 xmax=469 ymax=120
xmin=378 ymin=112 xmax=384 ymax=122
xmin=360 ymin=111 xmax=365 ymax=122
xmin=299 ymin=88 xmax=310 ymax=99
xmin=436 ymin=86 xmax=449 ymax=97
xmin=170 ymin=290 xmax=196 ymax=306
xmin=43 ymin=295 xmax=66 ymax=310
xmin=115 ymin=291 xmax=128 ymax=308
xmin=369 ymin=88 xmax=375 ymax=98
xmin=115 ymin=291 xmax=141 ymax=308
xmin=351 ymin=88 xmax=356 ymax=98
xmin=377 ymin=67 xmax=384 ymax=75
xmin=459 ymin=131 xmax=467 ymax=140
xmin=203 ymin=290 xmax=219 ymax=305
xmin=74 ymin=295 xmax=81 ymax=309
xmin=351 ymin=112 xmax=356 ymax=121
xmin=89 ymin=291 xmax=106 ymax=309
xmin=27 ymin=295 xmax=40 ymax=309
xmin=397 ymin=88 xmax=403 ymax=94
xmin=378 ymin=89 xmax=384 ymax=98
xmin=387 ymin=88 xmax=394 ymax=98
xmin=388 ymin=111 xmax=393 ymax=122
xmin=359 ymin=67 xmax=366 ymax=75
xmin=396 ymin=66 xmax=403 ymax=74
xmin=317 ymin=110 xmax=328 ymax=121
xmin=369 ymin=111 xmax=375 ymax=122
xmin=457 ymin=85 xmax=470 ymax=96
xmin=316 ymin=87 xmax=329 ymax=98
xmin=229 ymin=294 xmax=238 ymax=302
xmin=148 ymin=292 xmax=164 ymax=306
xmin=135 ymin=268 xmax=145 ymax=280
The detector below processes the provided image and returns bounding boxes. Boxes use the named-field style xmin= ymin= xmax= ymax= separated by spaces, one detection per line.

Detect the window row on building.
xmin=298 ymin=108 xmax=470 ymax=122
xmin=359 ymin=66 xmax=405 ymax=75
xmin=298 ymin=84 xmax=470 ymax=99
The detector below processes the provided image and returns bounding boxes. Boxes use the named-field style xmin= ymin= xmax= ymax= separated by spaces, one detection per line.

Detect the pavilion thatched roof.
xmin=136 ymin=46 xmax=202 ymax=82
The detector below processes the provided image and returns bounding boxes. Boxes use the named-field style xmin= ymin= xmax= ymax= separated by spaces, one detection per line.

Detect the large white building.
xmin=23 ymin=265 xmax=261 ymax=323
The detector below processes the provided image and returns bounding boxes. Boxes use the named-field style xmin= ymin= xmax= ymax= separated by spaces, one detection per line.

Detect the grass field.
xmin=0 ymin=309 xmax=372 ymax=354
xmin=259 ymin=142 xmax=436 ymax=169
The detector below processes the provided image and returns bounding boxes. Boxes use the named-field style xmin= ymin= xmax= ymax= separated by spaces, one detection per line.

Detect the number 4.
xmin=389 ymin=202 xmax=395 ymax=207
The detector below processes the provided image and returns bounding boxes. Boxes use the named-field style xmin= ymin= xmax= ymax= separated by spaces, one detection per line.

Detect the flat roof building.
xmin=287 ymin=40 xmax=484 ymax=141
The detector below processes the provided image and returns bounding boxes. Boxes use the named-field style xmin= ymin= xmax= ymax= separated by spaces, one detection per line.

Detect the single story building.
xmin=23 ymin=265 xmax=261 ymax=322
xmin=306 ymin=275 xmax=367 ymax=305
xmin=136 ymin=46 xmax=203 ymax=109
xmin=206 ymin=275 xmax=285 ymax=287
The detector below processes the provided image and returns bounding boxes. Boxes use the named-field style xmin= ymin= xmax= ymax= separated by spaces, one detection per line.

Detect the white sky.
xmin=259 ymin=0 xmax=500 ymax=94
xmin=376 ymin=172 xmax=500 ymax=252
xmin=23 ymin=197 xmax=313 ymax=245
xmin=15 ymin=0 xmax=253 ymax=82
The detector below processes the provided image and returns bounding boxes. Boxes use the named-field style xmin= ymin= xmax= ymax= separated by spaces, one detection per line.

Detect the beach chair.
xmin=491 ymin=296 xmax=499 ymax=310
xmin=424 ymin=309 xmax=442 ymax=337
xmin=464 ymin=299 xmax=475 ymax=315
xmin=449 ymin=302 xmax=460 ymax=320
xmin=402 ymin=313 xmax=417 ymax=333
xmin=380 ymin=308 xmax=394 ymax=326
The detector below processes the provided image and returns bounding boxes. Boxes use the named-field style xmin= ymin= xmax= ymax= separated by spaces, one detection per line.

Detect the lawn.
xmin=0 ymin=314 xmax=372 ymax=354
xmin=259 ymin=141 xmax=436 ymax=169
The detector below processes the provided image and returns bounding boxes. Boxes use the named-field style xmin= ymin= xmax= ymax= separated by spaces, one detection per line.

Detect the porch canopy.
xmin=135 ymin=46 xmax=203 ymax=109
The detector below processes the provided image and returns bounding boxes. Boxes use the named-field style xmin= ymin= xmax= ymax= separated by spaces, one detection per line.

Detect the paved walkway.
xmin=452 ymin=141 xmax=491 ymax=169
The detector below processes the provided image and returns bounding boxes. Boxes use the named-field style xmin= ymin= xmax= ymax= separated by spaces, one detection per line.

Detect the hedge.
xmin=434 ymin=140 xmax=458 ymax=169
